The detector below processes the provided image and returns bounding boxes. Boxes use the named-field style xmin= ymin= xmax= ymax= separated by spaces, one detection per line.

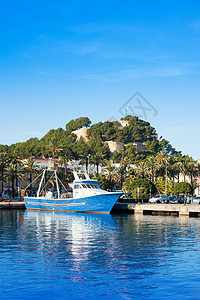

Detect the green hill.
xmin=0 ymin=116 xmax=179 ymax=163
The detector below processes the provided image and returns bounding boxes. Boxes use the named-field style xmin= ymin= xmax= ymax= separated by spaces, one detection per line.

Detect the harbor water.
xmin=0 ymin=210 xmax=200 ymax=299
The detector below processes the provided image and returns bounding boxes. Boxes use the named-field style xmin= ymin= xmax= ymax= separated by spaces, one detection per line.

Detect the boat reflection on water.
xmin=24 ymin=210 xmax=118 ymax=270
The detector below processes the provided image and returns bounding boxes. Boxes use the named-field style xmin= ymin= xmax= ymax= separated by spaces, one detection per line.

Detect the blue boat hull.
xmin=24 ymin=193 xmax=122 ymax=214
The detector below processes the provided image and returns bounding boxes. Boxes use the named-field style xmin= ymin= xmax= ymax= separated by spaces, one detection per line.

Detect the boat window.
xmin=83 ymin=184 xmax=101 ymax=189
xmin=81 ymin=184 xmax=88 ymax=188
xmin=95 ymin=184 xmax=100 ymax=189
xmin=86 ymin=184 xmax=92 ymax=188
xmin=89 ymin=184 xmax=101 ymax=189
xmin=74 ymin=184 xmax=82 ymax=189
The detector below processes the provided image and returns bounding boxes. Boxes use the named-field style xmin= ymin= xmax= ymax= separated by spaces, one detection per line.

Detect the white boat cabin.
xmin=71 ymin=172 xmax=108 ymax=199
xmin=73 ymin=180 xmax=106 ymax=199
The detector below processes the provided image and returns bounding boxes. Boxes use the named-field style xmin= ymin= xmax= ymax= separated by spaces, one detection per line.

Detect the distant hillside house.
xmin=105 ymin=141 xmax=125 ymax=153
xmin=133 ymin=142 xmax=146 ymax=153
xmin=103 ymin=120 xmax=129 ymax=128
xmin=72 ymin=127 xmax=88 ymax=142
xmin=105 ymin=141 xmax=145 ymax=154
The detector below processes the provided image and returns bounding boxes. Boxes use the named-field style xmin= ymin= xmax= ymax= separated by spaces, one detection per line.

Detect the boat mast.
xmin=37 ymin=169 xmax=46 ymax=197
xmin=54 ymin=170 xmax=60 ymax=199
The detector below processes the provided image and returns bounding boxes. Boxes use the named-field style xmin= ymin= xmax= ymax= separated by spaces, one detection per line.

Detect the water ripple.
xmin=0 ymin=210 xmax=200 ymax=299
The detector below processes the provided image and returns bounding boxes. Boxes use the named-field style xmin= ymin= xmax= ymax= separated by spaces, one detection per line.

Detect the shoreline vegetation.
xmin=0 ymin=116 xmax=199 ymax=200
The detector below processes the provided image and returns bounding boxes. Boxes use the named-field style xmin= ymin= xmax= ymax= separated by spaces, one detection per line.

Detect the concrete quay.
xmin=0 ymin=200 xmax=26 ymax=209
xmin=112 ymin=202 xmax=200 ymax=217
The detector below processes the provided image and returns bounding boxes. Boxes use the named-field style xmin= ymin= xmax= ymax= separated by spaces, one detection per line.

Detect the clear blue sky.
xmin=0 ymin=0 xmax=200 ymax=158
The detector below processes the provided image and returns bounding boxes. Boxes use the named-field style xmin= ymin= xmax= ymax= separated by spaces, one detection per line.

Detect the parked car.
xmin=186 ymin=196 xmax=193 ymax=204
xmin=169 ymin=196 xmax=179 ymax=204
xmin=192 ymin=197 xmax=200 ymax=204
xmin=149 ymin=196 xmax=162 ymax=203
xmin=178 ymin=197 xmax=187 ymax=204
xmin=160 ymin=195 xmax=170 ymax=203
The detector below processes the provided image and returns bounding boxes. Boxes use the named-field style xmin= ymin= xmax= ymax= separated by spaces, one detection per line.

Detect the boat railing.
xmin=61 ymin=192 xmax=73 ymax=199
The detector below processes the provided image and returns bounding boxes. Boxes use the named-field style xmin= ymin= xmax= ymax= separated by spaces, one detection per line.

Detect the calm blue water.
xmin=0 ymin=210 xmax=200 ymax=299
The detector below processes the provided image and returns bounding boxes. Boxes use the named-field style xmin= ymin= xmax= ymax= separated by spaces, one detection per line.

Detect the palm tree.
xmin=135 ymin=160 xmax=149 ymax=179
xmin=6 ymin=163 xmax=24 ymax=198
xmin=8 ymin=150 xmax=23 ymax=189
xmin=172 ymin=161 xmax=183 ymax=183
xmin=8 ymin=150 xmax=22 ymax=165
xmin=22 ymin=157 xmax=38 ymax=195
xmin=170 ymin=153 xmax=183 ymax=183
xmin=180 ymin=156 xmax=193 ymax=182
xmin=104 ymin=161 xmax=116 ymax=190
xmin=92 ymin=152 xmax=105 ymax=175
xmin=115 ymin=163 xmax=128 ymax=189
xmin=46 ymin=139 xmax=62 ymax=169
xmin=166 ymin=155 xmax=177 ymax=182
xmin=154 ymin=151 xmax=168 ymax=179
xmin=156 ymin=177 xmax=174 ymax=195
xmin=187 ymin=160 xmax=198 ymax=185
xmin=0 ymin=152 xmax=9 ymax=198
xmin=145 ymin=155 xmax=156 ymax=181
xmin=59 ymin=151 xmax=73 ymax=174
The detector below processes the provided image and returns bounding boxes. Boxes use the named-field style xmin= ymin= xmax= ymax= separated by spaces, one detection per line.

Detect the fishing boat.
xmin=24 ymin=169 xmax=123 ymax=214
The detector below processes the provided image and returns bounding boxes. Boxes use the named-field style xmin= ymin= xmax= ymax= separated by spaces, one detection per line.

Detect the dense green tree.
xmin=158 ymin=138 xmax=178 ymax=155
xmin=0 ymin=145 xmax=8 ymax=153
xmin=95 ymin=175 xmax=115 ymax=191
xmin=65 ymin=117 xmax=91 ymax=134
xmin=156 ymin=178 xmax=174 ymax=195
xmin=87 ymin=121 xmax=120 ymax=141
xmin=112 ymin=150 xmax=123 ymax=163
xmin=125 ymin=177 xmax=157 ymax=199
xmin=73 ymin=139 xmax=90 ymax=161
xmin=174 ymin=182 xmax=193 ymax=196
xmin=145 ymin=140 xmax=159 ymax=153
